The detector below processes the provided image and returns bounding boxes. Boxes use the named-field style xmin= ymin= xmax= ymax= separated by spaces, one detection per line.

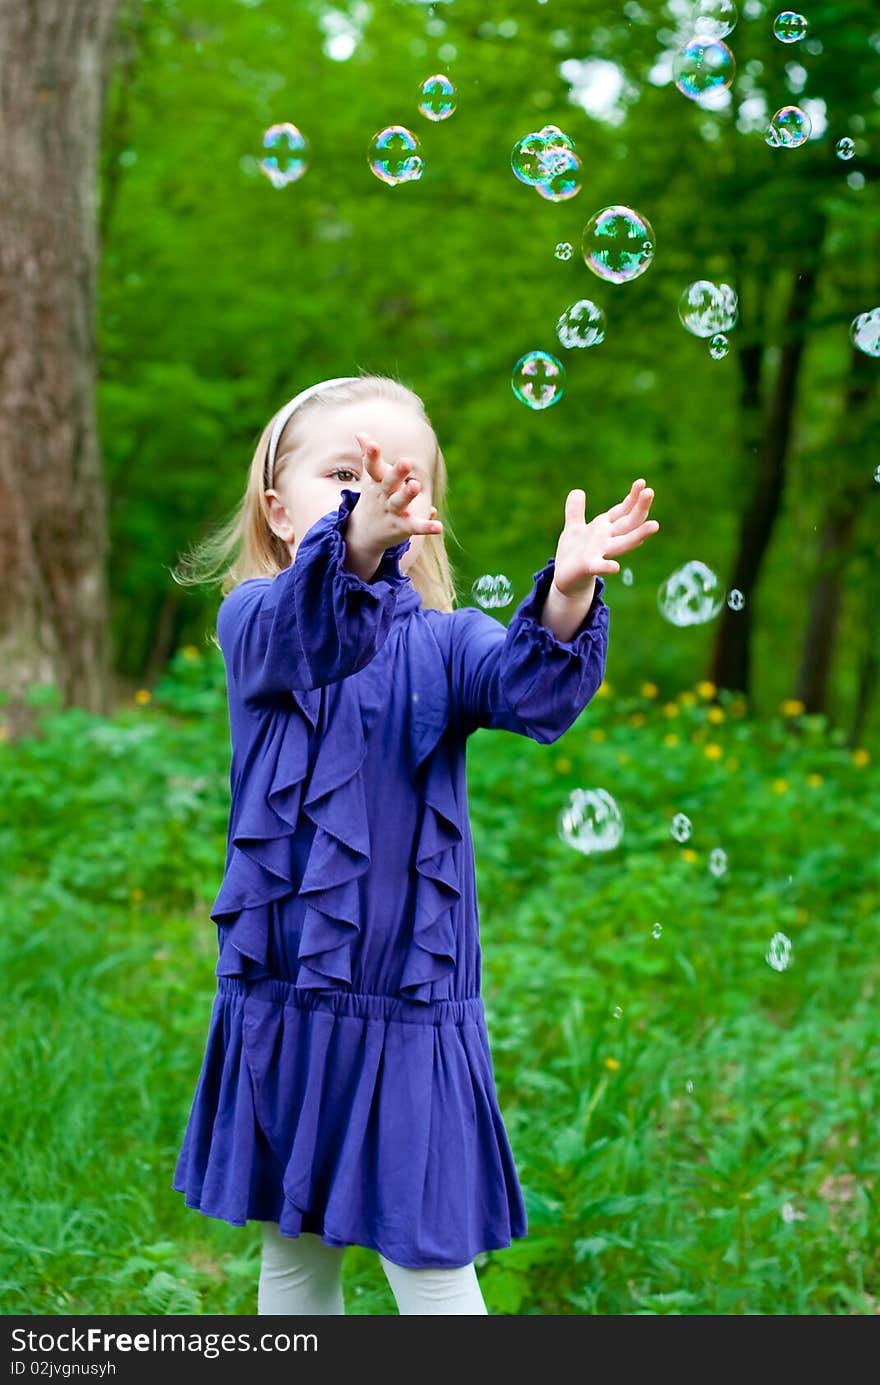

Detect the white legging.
xmin=257 ymin=1221 xmax=488 ymax=1315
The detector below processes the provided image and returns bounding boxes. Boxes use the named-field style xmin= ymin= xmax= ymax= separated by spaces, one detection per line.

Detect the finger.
xmin=386 ymin=457 xmax=419 ymax=505
xmin=611 ymin=487 xmax=654 ymax=534
xmin=565 ymin=488 xmax=587 ymax=526
xmin=356 ymin=433 xmax=387 ymax=484
xmin=607 ymin=478 xmax=647 ymax=523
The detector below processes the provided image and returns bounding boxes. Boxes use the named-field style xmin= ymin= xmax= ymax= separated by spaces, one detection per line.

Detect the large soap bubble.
xmin=556 ymin=299 xmax=607 ymax=349
xmin=418 ymin=73 xmax=456 ymax=121
xmin=582 ymin=206 xmax=655 ymax=284
xmin=658 ymin=561 xmax=726 ymax=626
xmin=691 ymin=0 xmax=738 ymax=39
xmin=765 ymin=105 xmax=812 ymax=147
xmin=368 ymin=126 xmax=423 ymax=185
xmin=557 ymin=787 xmax=624 ymax=855
xmin=511 ymin=350 xmax=566 ymax=409
xmin=678 ymin=280 xmax=739 ymax=337
xmin=259 ymin=123 xmax=310 ymax=188
xmin=673 ymin=37 xmax=736 ymax=100
xmin=773 ymin=11 xmax=809 ymax=42
xmin=511 ymin=125 xmax=575 ymax=186
xmin=850 ymin=308 xmax=880 ymax=357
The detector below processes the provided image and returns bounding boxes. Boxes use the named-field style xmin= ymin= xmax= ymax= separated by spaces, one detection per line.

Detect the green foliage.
xmin=1 ymin=665 xmax=877 ymax=1313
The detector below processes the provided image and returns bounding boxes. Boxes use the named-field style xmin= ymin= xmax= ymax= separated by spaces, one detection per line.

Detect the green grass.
xmin=0 ymin=651 xmax=877 ymax=1315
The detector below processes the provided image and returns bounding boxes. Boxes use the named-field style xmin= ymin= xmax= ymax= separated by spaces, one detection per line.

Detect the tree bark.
xmin=0 ymin=0 xmax=122 ymax=739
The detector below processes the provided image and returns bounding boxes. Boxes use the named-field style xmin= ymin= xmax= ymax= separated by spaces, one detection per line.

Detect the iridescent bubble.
xmin=728 ymin=588 xmax=745 ymax=610
xmin=651 ymin=921 xmax=663 ymax=939
xmin=555 ymin=241 xmax=573 ymax=260
xmin=658 ymin=560 xmax=726 ymax=626
xmin=691 ymin=0 xmax=738 ymax=40
xmin=418 ymin=73 xmax=456 ymax=121
xmin=259 ymin=122 xmax=309 ymax=188
xmin=850 ymin=308 xmax=880 ymax=357
xmin=368 ymin=126 xmax=423 ymax=185
xmin=710 ymin=333 xmax=729 ymax=358
xmin=471 ymin=574 xmax=514 ymax=609
xmin=673 ymin=37 xmax=736 ymax=100
xmin=557 ymin=787 xmax=624 ymax=854
xmin=536 ymin=149 xmax=583 ymax=202
xmin=773 ymin=11 xmax=809 ymax=42
xmin=511 ymin=349 xmax=566 ymax=409
xmin=709 ymin=847 xmax=728 ymax=877
xmin=836 ymin=137 xmax=855 ymax=160
xmin=678 ymin=281 xmax=739 ymax=337
xmin=511 ymin=125 xmax=575 ymax=185
xmin=556 ymin=299 xmax=607 ymax=349
xmin=766 ymin=930 xmax=793 ymax=972
xmin=582 ymin=205 xmax=655 ymax=284
xmin=765 ymin=105 xmax=812 ymax=147
xmin=612 ymin=1005 xmax=624 ymax=1019
xmin=671 ymin=812 xmax=692 ymax=843
xmin=621 ymin=567 xmax=634 ymax=586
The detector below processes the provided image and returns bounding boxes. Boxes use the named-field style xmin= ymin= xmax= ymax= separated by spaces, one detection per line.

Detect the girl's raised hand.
xmin=551 ymin=480 xmax=660 ymax=601
xmin=349 ymin=431 xmax=444 ymax=553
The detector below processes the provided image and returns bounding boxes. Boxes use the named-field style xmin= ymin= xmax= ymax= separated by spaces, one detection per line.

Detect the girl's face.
xmin=266 ymin=397 xmax=437 ymax=575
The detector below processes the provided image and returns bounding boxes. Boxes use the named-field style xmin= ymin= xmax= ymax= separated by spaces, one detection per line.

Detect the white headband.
xmin=265 ymin=376 xmax=360 ymax=489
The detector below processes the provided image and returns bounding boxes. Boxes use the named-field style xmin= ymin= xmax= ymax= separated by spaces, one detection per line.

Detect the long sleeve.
xmin=217 ymin=488 xmax=411 ymax=706
xmin=448 ymin=559 xmax=609 ymax=743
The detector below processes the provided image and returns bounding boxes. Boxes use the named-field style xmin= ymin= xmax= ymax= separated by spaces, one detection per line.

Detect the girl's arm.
xmin=448 ymin=559 xmax=609 ymax=743
xmin=217 ymin=489 xmax=410 ymax=706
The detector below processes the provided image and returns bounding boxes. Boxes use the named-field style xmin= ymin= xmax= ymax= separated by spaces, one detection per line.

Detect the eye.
xmin=331 ymin=468 xmax=359 ymax=482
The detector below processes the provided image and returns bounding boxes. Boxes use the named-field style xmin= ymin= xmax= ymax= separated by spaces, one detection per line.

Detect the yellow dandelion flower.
xmin=595 ymin=681 xmax=612 ymax=698
xmin=663 ymin=703 xmax=679 ymax=718
xmin=806 ymin=772 xmax=823 ymax=788
xmin=555 ymin=756 xmax=572 ymax=774
xmin=590 ymin=728 xmax=606 ymax=742
xmin=852 ymin=748 xmax=870 ymax=768
xmin=780 ymin=698 xmax=805 ymax=717
xmin=679 ymin=690 xmax=698 ymax=707
xmin=663 ymin=733 xmax=679 ymax=748
xmin=641 ymin=682 xmax=659 ymax=699
xmin=681 ymin=848 xmax=698 ymax=863
xmin=771 ymin=778 xmax=789 ymax=794
xmin=704 ymin=743 xmax=724 ymax=760
xmin=696 ymin=680 xmax=716 ymax=699
xmin=707 ymin=706 xmax=725 ymax=724
xmin=131 ymin=887 xmax=145 ymax=903
xmin=181 ymin=644 xmax=202 ymax=661
xmin=134 ymin=689 xmax=152 ymax=705
xmin=604 ymin=1057 xmax=621 ymax=1072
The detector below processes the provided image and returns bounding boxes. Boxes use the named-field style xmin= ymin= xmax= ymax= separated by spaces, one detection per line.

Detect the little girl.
xmin=171 ymin=373 xmax=659 ymax=1315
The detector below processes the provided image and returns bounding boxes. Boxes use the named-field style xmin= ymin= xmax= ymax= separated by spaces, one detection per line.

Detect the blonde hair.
xmin=170 ymin=375 xmax=463 ymax=647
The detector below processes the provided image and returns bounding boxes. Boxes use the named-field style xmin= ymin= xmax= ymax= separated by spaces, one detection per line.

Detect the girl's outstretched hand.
xmin=551 ymin=480 xmax=660 ymax=600
xmin=348 ymin=431 xmax=444 ymax=553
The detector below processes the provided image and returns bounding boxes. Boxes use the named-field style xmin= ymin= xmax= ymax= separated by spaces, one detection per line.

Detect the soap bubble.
xmin=511 ymin=350 xmax=566 ymax=409
xmin=555 ymin=242 xmax=573 ymax=260
xmin=471 ymin=574 xmax=514 ymax=609
xmin=558 ymin=787 xmax=624 ymax=854
xmin=671 ymin=812 xmax=692 ymax=843
xmin=766 ymin=931 xmax=793 ymax=972
xmin=709 ymin=847 xmax=728 ymax=877
xmin=765 ymin=105 xmax=812 ymax=147
xmin=678 ymin=281 xmax=739 ymax=337
xmin=850 ymin=308 xmax=880 ymax=357
xmin=728 ymin=588 xmax=745 ymax=610
xmin=259 ymin=122 xmax=309 ymax=188
xmin=651 ymin=921 xmax=663 ymax=939
xmin=691 ymin=0 xmax=738 ymax=40
xmin=673 ymin=37 xmax=736 ymax=100
xmin=710 ymin=333 xmax=729 ymax=358
xmin=658 ymin=561 xmax=726 ymax=626
xmin=511 ymin=125 xmax=575 ymax=186
xmin=536 ymin=149 xmax=583 ymax=201
xmin=836 ymin=137 xmax=855 ymax=160
xmin=368 ymin=126 xmax=423 ymax=185
xmin=582 ymin=205 xmax=655 ymax=284
xmin=612 ymin=1005 xmax=624 ymax=1019
xmin=556 ymin=299 xmax=607 ymax=349
xmin=773 ymin=11 xmax=809 ymax=42
xmin=621 ymin=567 xmax=634 ymax=586
xmin=418 ymin=73 xmax=456 ymax=121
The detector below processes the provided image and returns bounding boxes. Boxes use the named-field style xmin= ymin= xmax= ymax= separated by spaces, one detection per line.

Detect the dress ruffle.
xmin=172 ymin=977 xmax=527 ymax=1268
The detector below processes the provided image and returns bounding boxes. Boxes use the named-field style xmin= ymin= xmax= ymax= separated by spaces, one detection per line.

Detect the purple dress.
xmin=172 ymin=488 xmax=609 ymax=1269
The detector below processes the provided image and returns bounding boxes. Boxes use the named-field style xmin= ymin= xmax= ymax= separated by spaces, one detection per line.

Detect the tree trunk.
xmin=709 ymin=223 xmax=827 ymax=700
xmin=0 ymin=0 xmax=122 ymax=740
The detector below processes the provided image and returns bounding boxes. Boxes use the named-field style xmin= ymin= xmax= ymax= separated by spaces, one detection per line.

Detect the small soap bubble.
xmin=259 ymin=122 xmax=309 ymax=187
xmin=685 ymin=1079 xmax=694 ymax=1093
xmin=727 ymin=588 xmax=744 ymax=610
xmin=612 ymin=1005 xmax=623 ymax=1019
xmin=368 ymin=126 xmax=423 ymax=185
xmin=658 ymin=560 xmax=726 ymax=626
xmin=709 ymin=846 xmax=728 ymax=877
xmin=671 ymin=812 xmax=692 ymax=843
xmin=766 ymin=930 xmax=793 ymax=972
xmin=691 ymin=0 xmax=738 ymax=40
xmin=511 ymin=349 xmax=566 ymax=409
xmin=673 ymin=37 xmax=736 ymax=100
xmin=555 ymin=241 xmax=573 ymax=260
xmin=874 ymin=465 xmax=880 ymax=484
xmin=765 ymin=105 xmax=812 ymax=147
xmin=557 ymin=787 xmax=624 ymax=854
xmin=471 ymin=574 xmax=514 ymax=609
xmin=850 ymin=307 xmax=880 ymax=357
xmin=536 ymin=149 xmax=583 ymax=201
xmin=651 ymin=922 xmax=663 ymax=939
xmin=773 ymin=11 xmax=809 ymax=42
xmin=678 ymin=281 xmax=739 ymax=337
xmin=556 ymin=299 xmax=607 ymax=349
xmin=418 ymin=73 xmax=456 ymax=121
xmin=710 ymin=333 xmax=729 ymax=359
xmin=847 ymin=171 xmax=865 ymax=191
xmin=582 ymin=205 xmax=655 ymax=284
xmin=621 ymin=567 xmax=634 ymax=586
xmin=836 ymin=137 xmax=855 ymax=160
